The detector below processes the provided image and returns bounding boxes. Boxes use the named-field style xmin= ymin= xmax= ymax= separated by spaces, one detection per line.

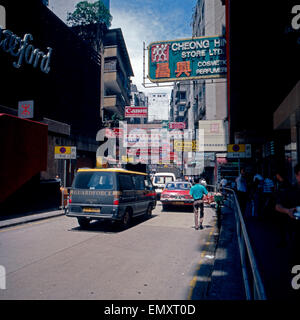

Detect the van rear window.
xmin=73 ymin=172 xmax=114 ymax=190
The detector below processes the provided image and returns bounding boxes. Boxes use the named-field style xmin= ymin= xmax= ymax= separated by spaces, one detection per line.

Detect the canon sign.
xmin=125 ymin=106 xmax=148 ymax=118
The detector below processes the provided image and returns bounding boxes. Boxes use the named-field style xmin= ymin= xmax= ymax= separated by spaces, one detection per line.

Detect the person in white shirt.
xmin=236 ymin=168 xmax=248 ymax=213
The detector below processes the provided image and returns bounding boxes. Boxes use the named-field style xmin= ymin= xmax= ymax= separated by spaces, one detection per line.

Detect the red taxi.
xmin=160 ymin=182 xmax=193 ymax=210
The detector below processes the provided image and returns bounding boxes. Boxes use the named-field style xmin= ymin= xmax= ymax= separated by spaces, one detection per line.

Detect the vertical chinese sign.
xmin=148 ymin=36 xmax=227 ymax=83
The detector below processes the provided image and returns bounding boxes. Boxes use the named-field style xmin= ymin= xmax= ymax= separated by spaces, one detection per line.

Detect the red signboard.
xmin=169 ymin=122 xmax=186 ymax=130
xmin=125 ymin=106 xmax=148 ymax=118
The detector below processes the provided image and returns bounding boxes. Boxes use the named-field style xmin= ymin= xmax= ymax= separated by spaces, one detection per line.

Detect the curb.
xmin=0 ymin=210 xmax=65 ymax=230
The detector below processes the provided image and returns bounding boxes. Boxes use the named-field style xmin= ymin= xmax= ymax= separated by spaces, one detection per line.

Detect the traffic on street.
xmin=0 ymin=202 xmax=220 ymax=300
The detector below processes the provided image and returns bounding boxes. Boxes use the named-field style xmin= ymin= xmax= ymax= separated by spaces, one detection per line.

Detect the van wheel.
xmin=121 ymin=210 xmax=131 ymax=229
xmin=145 ymin=205 xmax=152 ymax=219
xmin=77 ymin=217 xmax=90 ymax=228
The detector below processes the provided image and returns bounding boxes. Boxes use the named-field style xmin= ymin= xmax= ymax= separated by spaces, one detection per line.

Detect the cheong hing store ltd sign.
xmin=148 ymin=36 xmax=226 ymax=83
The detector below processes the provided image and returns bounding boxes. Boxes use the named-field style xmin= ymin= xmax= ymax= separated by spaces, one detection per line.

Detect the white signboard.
xmin=198 ymin=120 xmax=228 ymax=152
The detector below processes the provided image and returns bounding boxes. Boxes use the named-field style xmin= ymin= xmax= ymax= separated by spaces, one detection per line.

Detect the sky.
xmin=49 ymin=0 xmax=197 ymax=96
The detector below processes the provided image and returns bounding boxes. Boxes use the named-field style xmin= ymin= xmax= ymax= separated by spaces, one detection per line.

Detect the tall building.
xmin=169 ymin=81 xmax=190 ymax=126
xmin=102 ymin=28 xmax=134 ymax=125
xmin=148 ymin=93 xmax=169 ymax=122
xmin=189 ymin=0 xmax=227 ymax=129
xmin=170 ymin=0 xmax=227 ymax=182
xmin=227 ymin=0 xmax=300 ymax=181
xmin=130 ymin=84 xmax=148 ymax=124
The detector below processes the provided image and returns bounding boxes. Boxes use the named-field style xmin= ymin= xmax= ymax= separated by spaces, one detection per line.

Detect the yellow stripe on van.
xmin=77 ymin=168 xmax=147 ymax=175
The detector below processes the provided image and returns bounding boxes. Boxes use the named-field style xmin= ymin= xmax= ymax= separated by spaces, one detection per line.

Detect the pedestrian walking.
xmin=235 ymin=168 xmax=248 ymax=214
xmin=252 ymin=171 xmax=264 ymax=217
xmin=262 ymin=174 xmax=275 ymax=217
xmin=190 ymin=177 xmax=208 ymax=230
xmin=274 ymin=167 xmax=291 ymax=247
xmin=220 ymin=176 xmax=228 ymax=199
xmin=275 ymin=163 xmax=300 ymax=298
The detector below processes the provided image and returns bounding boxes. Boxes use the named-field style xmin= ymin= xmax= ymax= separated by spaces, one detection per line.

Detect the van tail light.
xmin=113 ymin=198 xmax=119 ymax=205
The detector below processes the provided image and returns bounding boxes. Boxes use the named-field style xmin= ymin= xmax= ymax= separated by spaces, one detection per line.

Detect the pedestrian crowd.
xmin=223 ymin=164 xmax=300 ymax=268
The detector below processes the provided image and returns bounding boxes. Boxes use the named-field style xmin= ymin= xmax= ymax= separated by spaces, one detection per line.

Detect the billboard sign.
xmin=125 ymin=106 xmax=148 ymax=118
xmin=169 ymin=122 xmax=186 ymax=130
xmin=173 ymin=140 xmax=199 ymax=152
xmin=198 ymin=120 xmax=228 ymax=152
xmin=148 ymin=36 xmax=227 ymax=83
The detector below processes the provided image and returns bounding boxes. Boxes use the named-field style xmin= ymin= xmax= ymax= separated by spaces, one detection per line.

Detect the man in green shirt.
xmin=190 ymin=177 xmax=208 ymax=230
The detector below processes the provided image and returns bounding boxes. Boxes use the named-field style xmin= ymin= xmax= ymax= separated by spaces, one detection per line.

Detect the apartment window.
xmin=180 ymin=92 xmax=186 ymax=100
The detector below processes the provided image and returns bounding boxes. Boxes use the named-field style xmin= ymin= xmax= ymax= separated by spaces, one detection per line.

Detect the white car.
xmin=152 ymin=172 xmax=176 ymax=199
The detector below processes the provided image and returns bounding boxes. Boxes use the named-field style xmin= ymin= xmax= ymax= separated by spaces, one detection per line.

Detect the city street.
xmin=0 ymin=203 xmax=218 ymax=300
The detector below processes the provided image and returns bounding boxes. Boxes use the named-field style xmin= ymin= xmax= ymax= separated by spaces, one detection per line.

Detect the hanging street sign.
xmin=148 ymin=36 xmax=227 ymax=83
xmin=227 ymin=144 xmax=251 ymax=158
xmin=55 ymin=146 xmax=76 ymax=159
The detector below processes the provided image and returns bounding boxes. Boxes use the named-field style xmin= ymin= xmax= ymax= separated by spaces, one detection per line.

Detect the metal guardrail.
xmin=221 ymin=186 xmax=267 ymax=300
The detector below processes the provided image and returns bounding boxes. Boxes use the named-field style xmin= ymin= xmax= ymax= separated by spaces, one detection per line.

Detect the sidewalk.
xmin=204 ymin=204 xmax=246 ymax=300
xmin=244 ymin=213 xmax=300 ymax=300
xmin=0 ymin=209 xmax=65 ymax=229
xmin=208 ymin=199 xmax=300 ymax=300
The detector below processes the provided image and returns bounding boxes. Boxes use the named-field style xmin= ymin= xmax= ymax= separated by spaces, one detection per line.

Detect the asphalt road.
xmin=0 ymin=203 xmax=218 ymax=300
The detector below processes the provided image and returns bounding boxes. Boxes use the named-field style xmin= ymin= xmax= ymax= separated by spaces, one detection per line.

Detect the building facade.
xmin=102 ymin=28 xmax=134 ymax=126
xmin=227 ymin=0 xmax=300 ymax=180
xmin=129 ymin=84 xmax=148 ymax=124
xmin=0 ymin=0 xmax=104 ymax=210
xmin=190 ymin=0 xmax=227 ymax=129
xmin=169 ymin=0 xmax=227 ymax=182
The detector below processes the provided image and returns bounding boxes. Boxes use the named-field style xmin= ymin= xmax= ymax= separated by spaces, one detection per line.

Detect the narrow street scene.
xmin=0 ymin=0 xmax=300 ymax=305
xmin=0 ymin=204 xmax=224 ymax=300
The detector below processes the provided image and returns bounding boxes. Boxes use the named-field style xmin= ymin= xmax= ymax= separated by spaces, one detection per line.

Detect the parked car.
xmin=160 ymin=181 xmax=193 ymax=210
xmin=152 ymin=172 xmax=176 ymax=199
xmin=66 ymin=168 xmax=156 ymax=228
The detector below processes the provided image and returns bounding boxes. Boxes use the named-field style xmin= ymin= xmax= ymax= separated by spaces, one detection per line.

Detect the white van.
xmin=152 ymin=172 xmax=176 ymax=199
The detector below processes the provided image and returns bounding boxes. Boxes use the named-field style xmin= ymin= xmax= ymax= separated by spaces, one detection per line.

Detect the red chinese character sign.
xmin=148 ymin=36 xmax=227 ymax=83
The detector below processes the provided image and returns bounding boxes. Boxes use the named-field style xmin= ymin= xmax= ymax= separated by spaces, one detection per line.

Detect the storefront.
xmin=274 ymin=81 xmax=300 ymax=182
xmin=0 ymin=0 xmax=103 ymax=210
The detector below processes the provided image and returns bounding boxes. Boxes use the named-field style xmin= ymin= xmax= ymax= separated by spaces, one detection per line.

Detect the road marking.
xmin=187 ymin=226 xmax=216 ymax=300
